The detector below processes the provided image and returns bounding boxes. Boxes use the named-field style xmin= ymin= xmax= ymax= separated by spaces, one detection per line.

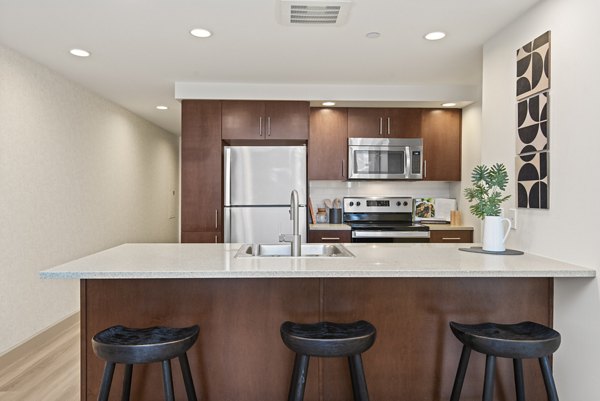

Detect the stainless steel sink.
xmin=235 ymin=243 xmax=354 ymax=258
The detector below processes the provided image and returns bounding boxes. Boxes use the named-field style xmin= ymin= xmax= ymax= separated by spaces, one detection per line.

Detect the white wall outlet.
xmin=508 ymin=208 xmax=517 ymax=230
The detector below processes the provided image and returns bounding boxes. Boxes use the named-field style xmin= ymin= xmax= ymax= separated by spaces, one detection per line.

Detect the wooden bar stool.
xmin=449 ymin=321 xmax=561 ymax=401
xmin=280 ymin=320 xmax=377 ymax=401
xmin=92 ymin=325 xmax=199 ymax=401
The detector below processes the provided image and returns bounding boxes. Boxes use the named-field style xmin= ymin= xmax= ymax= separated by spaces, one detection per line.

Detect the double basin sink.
xmin=235 ymin=243 xmax=354 ymax=258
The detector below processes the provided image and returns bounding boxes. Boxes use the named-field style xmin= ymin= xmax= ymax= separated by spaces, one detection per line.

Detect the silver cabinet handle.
xmin=442 ymin=237 xmax=462 ymax=241
xmin=215 ymin=209 xmax=218 ymax=229
xmin=259 ymin=117 xmax=263 ymax=136
xmin=424 ymin=160 xmax=427 ymax=178
xmin=379 ymin=117 xmax=383 ymax=135
xmin=387 ymin=117 xmax=391 ymax=135
xmin=341 ymin=159 xmax=345 ymax=178
xmin=321 ymin=237 xmax=341 ymax=241
xmin=267 ymin=116 xmax=271 ymax=136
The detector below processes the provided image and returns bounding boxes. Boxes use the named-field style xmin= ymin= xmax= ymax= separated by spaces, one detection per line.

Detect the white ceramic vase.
xmin=482 ymin=216 xmax=512 ymax=252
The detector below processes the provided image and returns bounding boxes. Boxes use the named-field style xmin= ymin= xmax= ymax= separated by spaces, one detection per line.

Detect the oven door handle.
xmin=352 ymin=230 xmax=430 ymax=239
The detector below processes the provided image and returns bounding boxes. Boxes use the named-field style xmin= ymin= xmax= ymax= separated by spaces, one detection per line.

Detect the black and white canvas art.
xmin=517 ymin=91 xmax=548 ymax=154
xmin=516 ymin=31 xmax=550 ymax=101
xmin=516 ymin=151 xmax=549 ymax=209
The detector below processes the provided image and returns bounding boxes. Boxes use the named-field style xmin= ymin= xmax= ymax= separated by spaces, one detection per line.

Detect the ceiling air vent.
xmin=278 ymin=0 xmax=353 ymax=26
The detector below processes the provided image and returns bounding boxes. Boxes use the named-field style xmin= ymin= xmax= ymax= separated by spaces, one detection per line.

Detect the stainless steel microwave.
xmin=348 ymin=138 xmax=423 ymax=180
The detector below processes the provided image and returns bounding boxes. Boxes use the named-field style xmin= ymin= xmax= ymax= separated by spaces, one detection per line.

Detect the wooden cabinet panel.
xmin=421 ymin=109 xmax=462 ymax=181
xmin=348 ymin=108 xmax=421 ymax=138
xmin=308 ymin=229 xmax=351 ymax=243
xmin=429 ymin=229 xmax=473 ymax=243
xmin=222 ymin=100 xmax=309 ymax=140
xmin=308 ymin=108 xmax=348 ymax=180
xmin=181 ymin=231 xmax=222 ymax=243
xmin=181 ymin=100 xmax=223 ymax=239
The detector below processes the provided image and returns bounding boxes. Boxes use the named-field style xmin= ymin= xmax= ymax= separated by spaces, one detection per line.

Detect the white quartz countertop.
xmin=40 ymin=243 xmax=595 ymax=279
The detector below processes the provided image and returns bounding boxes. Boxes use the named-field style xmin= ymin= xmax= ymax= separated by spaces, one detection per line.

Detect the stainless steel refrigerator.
xmin=224 ymin=146 xmax=307 ymax=244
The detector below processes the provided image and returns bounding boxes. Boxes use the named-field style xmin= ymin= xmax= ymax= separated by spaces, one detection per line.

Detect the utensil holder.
xmin=329 ymin=208 xmax=342 ymax=224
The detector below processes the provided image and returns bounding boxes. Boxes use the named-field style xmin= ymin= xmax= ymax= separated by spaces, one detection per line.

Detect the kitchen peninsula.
xmin=42 ymin=243 xmax=594 ymax=401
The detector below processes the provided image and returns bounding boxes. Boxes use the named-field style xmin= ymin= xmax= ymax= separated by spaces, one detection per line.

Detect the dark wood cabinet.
xmin=308 ymin=108 xmax=348 ymax=180
xmin=348 ymin=108 xmax=421 ymax=138
xmin=421 ymin=109 xmax=462 ymax=181
xmin=308 ymin=229 xmax=352 ymax=243
xmin=222 ymin=100 xmax=309 ymax=140
xmin=181 ymin=100 xmax=223 ymax=241
xmin=429 ymin=229 xmax=473 ymax=243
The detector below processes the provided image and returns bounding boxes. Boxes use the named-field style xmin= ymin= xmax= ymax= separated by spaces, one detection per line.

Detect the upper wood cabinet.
xmin=222 ymin=100 xmax=309 ymax=140
xmin=348 ymin=108 xmax=421 ymax=138
xmin=421 ymin=109 xmax=462 ymax=181
xmin=181 ymin=100 xmax=223 ymax=240
xmin=308 ymin=108 xmax=348 ymax=180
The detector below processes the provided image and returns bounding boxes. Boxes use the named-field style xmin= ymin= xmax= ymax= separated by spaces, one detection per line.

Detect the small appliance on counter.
xmin=343 ymin=196 xmax=429 ymax=243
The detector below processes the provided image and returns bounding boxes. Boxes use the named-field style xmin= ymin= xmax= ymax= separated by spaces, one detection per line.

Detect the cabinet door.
xmin=222 ymin=100 xmax=265 ymax=140
xmin=388 ymin=108 xmax=422 ymax=138
xmin=429 ymin=230 xmax=473 ymax=243
xmin=308 ymin=229 xmax=352 ymax=243
xmin=348 ymin=108 xmax=387 ymax=137
xmin=181 ymin=100 xmax=223 ymax=238
xmin=421 ymin=109 xmax=462 ymax=181
xmin=265 ymin=101 xmax=309 ymax=140
xmin=181 ymin=231 xmax=223 ymax=243
xmin=308 ymin=108 xmax=348 ymax=180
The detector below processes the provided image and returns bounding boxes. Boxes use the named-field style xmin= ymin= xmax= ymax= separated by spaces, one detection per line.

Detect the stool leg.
xmin=450 ymin=346 xmax=471 ymax=401
xmin=162 ymin=359 xmax=175 ymax=401
xmin=513 ymin=359 xmax=525 ymax=401
xmin=121 ymin=364 xmax=133 ymax=401
xmin=97 ymin=361 xmax=116 ymax=401
xmin=348 ymin=353 xmax=370 ymax=401
xmin=483 ymin=355 xmax=496 ymax=401
xmin=178 ymin=352 xmax=198 ymax=401
xmin=288 ymin=354 xmax=310 ymax=401
xmin=539 ymin=356 xmax=559 ymax=401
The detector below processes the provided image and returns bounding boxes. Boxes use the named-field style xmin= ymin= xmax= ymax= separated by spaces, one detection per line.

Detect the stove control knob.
xmin=349 ymin=201 xmax=354 ymax=207
xmin=403 ymin=201 xmax=409 ymax=206
xmin=356 ymin=201 xmax=361 ymax=206
xmin=396 ymin=201 xmax=401 ymax=206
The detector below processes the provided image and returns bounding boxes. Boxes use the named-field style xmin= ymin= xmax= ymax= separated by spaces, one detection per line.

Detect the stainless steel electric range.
xmin=343 ymin=196 xmax=430 ymax=243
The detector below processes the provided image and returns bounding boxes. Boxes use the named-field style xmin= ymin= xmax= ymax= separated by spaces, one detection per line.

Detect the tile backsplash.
xmin=309 ymin=180 xmax=452 ymax=209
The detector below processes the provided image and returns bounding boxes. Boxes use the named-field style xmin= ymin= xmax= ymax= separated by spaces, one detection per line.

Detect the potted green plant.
xmin=464 ymin=163 xmax=512 ymax=251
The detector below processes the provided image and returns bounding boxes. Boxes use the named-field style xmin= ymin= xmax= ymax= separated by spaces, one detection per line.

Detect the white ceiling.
xmin=0 ymin=0 xmax=542 ymax=135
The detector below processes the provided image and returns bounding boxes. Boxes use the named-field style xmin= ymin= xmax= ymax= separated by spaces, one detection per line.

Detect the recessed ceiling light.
xmin=322 ymin=102 xmax=336 ymax=106
xmin=442 ymin=102 xmax=457 ymax=107
xmin=366 ymin=32 xmax=381 ymax=39
xmin=424 ymin=31 xmax=446 ymax=41
xmin=190 ymin=28 xmax=212 ymax=38
xmin=156 ymin=105 xmax=168 ymax=110
xmin=69 ymin=48 xmax=91 ymax=57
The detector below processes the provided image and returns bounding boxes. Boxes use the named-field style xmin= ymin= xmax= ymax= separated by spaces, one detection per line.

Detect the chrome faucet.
xmin=278 ymin=189 xmax=301 ymax=256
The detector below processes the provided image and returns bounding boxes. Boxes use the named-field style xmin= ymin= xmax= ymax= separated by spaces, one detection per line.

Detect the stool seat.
xmin=93 ymin=325 xmax=199 ymax=364
xmin=281 ymin=320 xmax=376 ymax=357
xmin=450 ymin=321 xmax=561 ymax=359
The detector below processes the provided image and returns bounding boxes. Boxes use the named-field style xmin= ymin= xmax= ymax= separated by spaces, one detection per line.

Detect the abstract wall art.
xmin=516 ymin=31 xmax=551 ymax=209
xmin=517 ymin=31 xmax=550 ymax=101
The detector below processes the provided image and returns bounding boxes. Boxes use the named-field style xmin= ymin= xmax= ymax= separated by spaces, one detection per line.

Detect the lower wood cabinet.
xmin=181 ymin=231 xmax=222 ymax=243
xmin=429 ymin=229 xmax=473 ymax=243
xmin=308 ymin=229 xmax=352 ymax=243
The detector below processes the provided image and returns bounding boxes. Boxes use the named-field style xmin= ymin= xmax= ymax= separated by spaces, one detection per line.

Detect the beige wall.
xmin=0 ymin=44 xmax=180 ymax=355
xmin=481 ymin=0 xmax=600 ymax=398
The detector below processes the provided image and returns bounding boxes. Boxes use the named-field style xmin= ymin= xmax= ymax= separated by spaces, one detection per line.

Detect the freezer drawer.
xmin=224 ymin=206 xmax=307 ymax=244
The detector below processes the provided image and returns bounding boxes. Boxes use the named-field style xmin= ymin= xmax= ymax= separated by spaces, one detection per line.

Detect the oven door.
xmin=352 ymin=230 xmax=430 ymax=243
xmin=348 ymin=144 xmax=408 ymax=179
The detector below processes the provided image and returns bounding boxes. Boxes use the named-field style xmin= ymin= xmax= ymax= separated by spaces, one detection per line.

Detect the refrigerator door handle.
xmin=223 ymin=207 xmax=231 ymax=243
xmin=224 ymin=147 xmax=231 ymax=206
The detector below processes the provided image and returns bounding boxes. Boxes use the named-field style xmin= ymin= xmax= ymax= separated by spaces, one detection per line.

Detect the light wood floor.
xmin=0 ymin=320 xmax=80 ymax=401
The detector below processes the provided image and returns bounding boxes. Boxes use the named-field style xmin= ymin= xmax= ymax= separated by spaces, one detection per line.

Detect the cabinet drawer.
xmin=308 ymin=230 xmax=351 ymax=243
xmin=429 ymin=230 xmax=473 ymax=243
